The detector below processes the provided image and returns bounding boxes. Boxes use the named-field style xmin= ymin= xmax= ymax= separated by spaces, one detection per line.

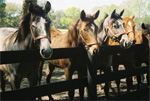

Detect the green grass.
xmin=58 ymin=29 xmax=68 ymax=34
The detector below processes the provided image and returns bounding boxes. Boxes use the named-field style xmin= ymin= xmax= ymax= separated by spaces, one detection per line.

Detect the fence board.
xmin=0 ymin=47 xmax=87 ymax=64
xmin=1 ymin=66 xmax=148 ymax=100
xmin=0 ymin=44 xmax=147 ymax=64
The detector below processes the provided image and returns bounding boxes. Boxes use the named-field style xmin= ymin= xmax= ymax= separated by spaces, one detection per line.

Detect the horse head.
xmin=102 ymin=9 xmax=132 ymax=49
xmin=141 ymin=23 xmax=150 ymax=47
xmin=27 ymin=1 xmax=53 ymax=59
xmin=76 ymin=10 xmax=100 ymax=55
xmin=123 ymin=15 xmax=136 ymax=44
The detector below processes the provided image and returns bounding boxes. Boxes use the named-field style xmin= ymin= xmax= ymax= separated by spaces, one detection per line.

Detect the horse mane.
xmin=97 ymin=14 xmax=108 ymax=33
xmin=15 ymin=13 xmax=31 ymax=42
xmin=66 ymin=19 xmax=80 ymax=46
xmin=15 ymin=4 xmax=46 ymax=43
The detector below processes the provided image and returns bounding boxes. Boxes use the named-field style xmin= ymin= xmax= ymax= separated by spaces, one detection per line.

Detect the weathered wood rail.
xmin=0 ymin=44 xmax=149 ymax=100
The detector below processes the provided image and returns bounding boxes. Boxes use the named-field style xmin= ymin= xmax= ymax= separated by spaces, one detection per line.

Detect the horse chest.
xmin=95 ymin=54 xmax=113 ymax=69
xmin=16 ymin=62 xmax=40 ymax=78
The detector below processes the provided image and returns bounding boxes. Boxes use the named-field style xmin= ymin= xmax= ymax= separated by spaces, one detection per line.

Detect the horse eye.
xmin=84 ymin=29 xmax=88 ymax=31
xmin=123 ymin=23 xmax=125 ymax=28
xmin=32 ymin=25 xmax=36 ymax=28
xmin=113 ymin=25 xmax=117 ymax=28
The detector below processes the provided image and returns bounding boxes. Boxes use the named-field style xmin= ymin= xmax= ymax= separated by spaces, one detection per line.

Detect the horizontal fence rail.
xmin=1 ymin=66 xmax=148 ymax=100
xmin=0 ymin=44 xmax=149 ymax=100
xmin=0 ymin=44 xmax=147 ymax=64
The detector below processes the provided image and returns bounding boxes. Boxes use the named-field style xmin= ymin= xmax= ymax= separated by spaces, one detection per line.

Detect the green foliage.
xmin=50 ymin=10 xmax=65 ymax=28
xmin=1 ymin=0 xmax=150 ymax=30
xmin=0 ymin=1 xmax=6 ymax=27
xmin=0 ymin=2 xmax=21 ymax=27
xmin=92 ymin=0 xmax=150 ymax=30
xmin=60 ymin=7 xmax=80 ymax=28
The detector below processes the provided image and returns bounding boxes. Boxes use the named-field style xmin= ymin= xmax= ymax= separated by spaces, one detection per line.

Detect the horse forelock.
xmin=31 ymin=4 xmax=48 ymax=16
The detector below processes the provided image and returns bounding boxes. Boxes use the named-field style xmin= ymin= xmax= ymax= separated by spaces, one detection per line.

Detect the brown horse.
xmin=44 ymin=10 xmax=100 ymax=100
xmin=107 ymin=15 xmax=136 ymax=94
xmin=0 ymin=1 xmax=52 ymax=92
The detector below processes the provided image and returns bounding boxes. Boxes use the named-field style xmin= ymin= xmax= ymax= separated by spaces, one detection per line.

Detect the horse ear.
xmin=28 ymin=1 xmax=34 ymax=13
xmin=111 ymin=9 xmax=116 ymax=18
xmin=81 ymin=10 xmax=86 ymax=21
xmin=130 ymin=15 xmax=135 ymax=20
xmin=141 ymin=23 xmax=147 ymax=29
xmin=93 ymin=10 xmax=100 ymax=20
xmin=45 ymin=1 xmax=51 ymax=13
xmin=120 ymin=9 xmax=124 ymax=17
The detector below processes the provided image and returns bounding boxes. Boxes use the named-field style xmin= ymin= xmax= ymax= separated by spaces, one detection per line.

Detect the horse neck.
xmin=135 ymin=31 xmax=143 ymax=44
xmin=97 ymin=28 xmax=109 ymax=46
xmin=16 ymin=31 xmax=33 ymax=49
xmin=66 ymin=29 xmax=79 ymax=47
xmin=66 ymin=22 xmax=81 ymax=47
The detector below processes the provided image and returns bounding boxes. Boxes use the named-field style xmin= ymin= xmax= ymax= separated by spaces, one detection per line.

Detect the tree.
xmin=51 ymin=10 xmax=65 ymax=28
xmin=4 ymin=3 xmax=21 ymax=27
xmin=60 ymin=7 xmax=80 ymax=28
xmin=118 ymin=0 xmax=150 ymax=30
xmin=0 ymin=0 xmax=6 ymax=27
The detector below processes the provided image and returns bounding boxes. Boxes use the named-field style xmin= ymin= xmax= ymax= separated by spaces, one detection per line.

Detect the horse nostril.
xmin=133 ymin=40 xmax=136 ymax=44
xmin=125 ymin=42 xmax=128 ymax=46
xmin=41 ymin=49 xmax=46 ymax=56
xmin=93 ymin=49 xmax=98 ymax=55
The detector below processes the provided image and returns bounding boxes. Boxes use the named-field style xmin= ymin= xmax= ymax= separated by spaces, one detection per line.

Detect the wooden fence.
xmin=0 ymin=44 xmax=149 ymax=100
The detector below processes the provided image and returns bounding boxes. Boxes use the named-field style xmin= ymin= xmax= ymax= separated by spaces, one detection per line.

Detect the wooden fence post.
xmin=86 ymin=52 xmax=97 ymax=100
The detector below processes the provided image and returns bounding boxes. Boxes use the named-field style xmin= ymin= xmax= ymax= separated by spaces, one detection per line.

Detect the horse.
xmin=106 ymin=15 xmax=136 ymax=94
xmin=95 ymin=9 xmax=132 ymax=98
xmin=134 ymin=23 xmax=150 ymax=89
xmin=0 ymin=1 xmax=52 ymax=92
xmin=42 ymin=10 xmax=100 ymax=100
xmin=141 ymin=23 xmax=150 ymax=48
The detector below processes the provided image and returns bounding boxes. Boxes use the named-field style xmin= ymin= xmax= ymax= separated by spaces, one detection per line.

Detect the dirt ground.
xmin=0 ymin=62 xmax=148 ymax=100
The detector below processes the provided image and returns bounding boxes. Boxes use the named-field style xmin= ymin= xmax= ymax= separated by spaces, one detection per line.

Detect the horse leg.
xmin=146 ymin=73 xmax=149 ymax=86
xmin=46 ymin=63 xmax=54 ymax=84
xmin=124 ymin=64 xmax=132 ymax=93
xmin=64 ymin=67 xmax=74 ymax=100
xmin=38 ymin=61 xmax=44 ymax=85
xmin=77 ymin=68 xmax=87 ymax=100
xmin=46 ymin=63 xmax=55 ymax=100
xmin=135 ymin=63 xmax=142 ymax=90
xmin=97 ymin=69 xmax=102 ymax=91
xmin=103 ymin=66 xmax=111 ymax=98
xmin=14 ymin=75 xmax=22 ymax=89
xmin=146 ymin=62 xmax=149 ymax=86
xmin=10 ymin=74 xmax=16 ymax=90
xmin=1 ymin=71 xmax=6 ymax=92
xmin=112 ymin=64 xmax=120 ymax=95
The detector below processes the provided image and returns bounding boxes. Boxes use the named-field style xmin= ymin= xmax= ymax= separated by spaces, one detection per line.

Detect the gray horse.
xmin=96 ymin=9 xmax=132 ymax=98
xmin=0 ymin=1 xmax=52 ymax=91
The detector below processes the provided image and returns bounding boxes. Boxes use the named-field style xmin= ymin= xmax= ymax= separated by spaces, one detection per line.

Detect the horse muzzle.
xmin=41 ymin=48 xmax=53 ymax=59
xmin=120 ymin=39 xmax=132 ymax=49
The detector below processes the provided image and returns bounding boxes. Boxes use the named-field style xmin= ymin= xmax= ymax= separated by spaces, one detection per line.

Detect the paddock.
xmin=0 ymin=44 xmax=149 ymax=100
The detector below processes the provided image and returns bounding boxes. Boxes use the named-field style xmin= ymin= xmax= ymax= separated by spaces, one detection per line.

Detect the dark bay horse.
xmin=0 ymin=1 xmax=52 ymax=91
xmin=141 ymin=23 xmax=150 ymax=48
xmin=108 ymin=15 xmax=136 ymax=94
xmin=134 ymin=23 xmax=150 ymax=89
xmin=44 ymin=10 xmax=100 ymax=100
xmin=95 ymin=9 xmax=132 ymax=97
